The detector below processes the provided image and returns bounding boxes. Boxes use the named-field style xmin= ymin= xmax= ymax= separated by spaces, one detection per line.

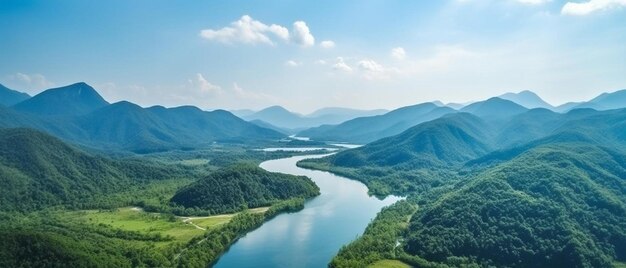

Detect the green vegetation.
xmin=330 ymin=201 xmax=417 ymax=268
xmin=301 ymin=108 xmax=626 ymax=267
xmin=0 ymin=128 xmax=200 ymax=212
xmin=368 ymin=259 xmax=412 ymax=268
xmin=170 ymin=163 xmax=319 ymax=215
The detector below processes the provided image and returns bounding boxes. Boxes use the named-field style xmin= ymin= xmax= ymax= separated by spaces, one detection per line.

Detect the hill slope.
xmin=0 ymin=84 xmax=30 ymax=106
xmin=170 ymin=163 xmax=319 ymax=214
xmin=299 ymin=102 xmax=456 ymax=143
xmin=498 ymin=90 xmax=553 ymax=109
xmin=12 ymin=82 xmax=109 ymax=116
xmin=0 ymin=128 xmax=193 ymax=211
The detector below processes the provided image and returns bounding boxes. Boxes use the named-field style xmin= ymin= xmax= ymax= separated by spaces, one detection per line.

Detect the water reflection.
xmin=214 ymin=154 xmax=401 ymax=268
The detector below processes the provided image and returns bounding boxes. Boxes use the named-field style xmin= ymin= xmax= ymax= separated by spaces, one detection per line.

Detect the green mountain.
xmin=0 ymin=83 xmax=286 ymax=152
xmin=460 ymin=97 xmax=528 ymax=119
xmin=0 ymin=128 xmax=192 ymax=212
xmin=405 ymin=142 xmax=626 ymax=267
xmin=0 ymin=84 xmax=30 ymax=106
xmin=328 ymin=113 xmax=492 ymax=168
xmin=300 ymin=107 xmax=626 ymax=267
xmin=12 ymin=82 xmax=109 ymax=116
xmin=170 ymin=163 xmax=319 ymax=214
xmin=243 ymin=105 xmax=388 ymax=130
xmin=574 ymin=89 xmax=626 ymax=111
xmin=299 ymin=102 xmax=456 ymax=143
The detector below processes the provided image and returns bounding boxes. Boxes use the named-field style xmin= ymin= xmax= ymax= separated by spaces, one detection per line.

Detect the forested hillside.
xmin=0 ymin=128 xmax=197 ymax=211
xmin=299 ymin=108 xmax=626 ymax=267
xmin=171 ymin=163 xmax=320 ymax=214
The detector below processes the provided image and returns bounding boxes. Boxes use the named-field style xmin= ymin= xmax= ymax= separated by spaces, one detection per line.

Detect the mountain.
xmin=243 ymin=105 xmax=389 ymax=130
xmin=0 ymin=128 xmax=193 ymax=212
xmin=300 ymin=107 xmax=626 ymax=267
xmin=299 ymin=102 xmax=456 ymax=143
xmin=405 ymin=142 xmax=626 ymax=268
xmin=327 ymin=113 xmax=493 ymax=168
xmin=554 ymin=101 xmax=583 ymax=113
xmin=170 ymin=163 xmax=319 ymax=214
xmin=12 ymin=82 xmax=109 ymax=116
xmin=498 ymin=90 xmax=554 ymax=109
xmin=74 ymin=102 xmax=284 ymax=152
xmin=573 ymin=89 xmax=626 ymax=111
xmin=306 ymin=107 xmax=388 ymax=119
xmin=229 ymin=109 xmax=256 ymax=117
xmin=243 ymin=106 xmax=304 ymax=128
xmin=0 ymin=84 xmax=30 ymax=106
xmin=249 ymin=119 xmax=292 ymax=135
xmin=0 ymin=83 xmax=286 ymax=152
xmin=460 ymin=97 xmax=528 ymax=119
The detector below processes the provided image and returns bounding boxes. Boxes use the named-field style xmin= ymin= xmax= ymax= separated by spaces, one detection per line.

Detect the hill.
xmin=0 ymin=128 xmax=194 ymax=211
xmin=12 ymin=82 xmax=109 ymax=116
xmin=243 ymin=105 xmax=388 ymax=130
xmin=0 ymin=83 xmax=286 ymax=152
xmin=498 ymin=90 xmax=554 ymax=109
xmin=300 ymin=107 xmax=626 ymax=267
xmin=299 ymin=102 xmax=456 ymax=143
xmin=405 ymin=142 xmax=626 ymax=267
xmin=574 ymin=89 xmax=626 ymax=111
xmin=170 ymin=163 xmax=319 ymax=214
xmin=0 ymin=84 xmax=30 ymax=106
xmin=460 ymin=97 xmax=528 ymax=119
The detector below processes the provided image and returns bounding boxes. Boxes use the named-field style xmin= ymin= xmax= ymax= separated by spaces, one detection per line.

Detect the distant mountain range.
xmin=0 ymin=82 xmax=284 ymax=153
xmin=299 ymin=105 xmax=626 ymax=267
xmin=298 ymin=89 xmax=626 ymax=143
xmin=238 ymin=106 xmax=388 ymax=130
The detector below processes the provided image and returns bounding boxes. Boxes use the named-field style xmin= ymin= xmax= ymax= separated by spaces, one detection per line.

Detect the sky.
xmin=1 ymin=0 xmax=625 ymax=113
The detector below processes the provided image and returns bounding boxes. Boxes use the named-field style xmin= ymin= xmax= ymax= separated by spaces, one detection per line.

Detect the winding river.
xmin=214 ymin=153 xmax=402 ymax=268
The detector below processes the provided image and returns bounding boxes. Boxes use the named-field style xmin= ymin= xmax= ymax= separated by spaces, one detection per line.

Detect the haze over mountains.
xmin=239 ymin=105 xmax=388 ymax=131
xmin=299 ymin=100 xmax=626 ymax=267
xmin=0 ymin=82 xmax=284 ymax=153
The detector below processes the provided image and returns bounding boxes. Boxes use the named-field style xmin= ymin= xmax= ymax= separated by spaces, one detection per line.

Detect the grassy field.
xmin=63 ymin=206 xmax=270 ymax=246
xmin=368 ymin=259 xmax=412 ymax=268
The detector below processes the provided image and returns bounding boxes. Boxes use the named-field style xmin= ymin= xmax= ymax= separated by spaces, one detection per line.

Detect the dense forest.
xmin=170 ymin=163 xmax=319 ymax=215
xmin=0 ymin=126 xmax=319 ymax=267
xmin=299 ymin=107 xmax=626 ymax=267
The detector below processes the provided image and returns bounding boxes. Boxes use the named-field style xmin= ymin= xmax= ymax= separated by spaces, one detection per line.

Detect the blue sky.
xmin=1 ymin=0 xmax=625 ymax=113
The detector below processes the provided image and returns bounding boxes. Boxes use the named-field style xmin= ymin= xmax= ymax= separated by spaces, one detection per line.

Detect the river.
xmin=213 ymin=153 xmax=402 ymax=268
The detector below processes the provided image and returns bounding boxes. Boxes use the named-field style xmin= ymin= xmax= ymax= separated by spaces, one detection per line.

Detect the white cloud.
xmin=516 ymin=0 xmax=551 ymax=5
xmin=358 ymin=60 xmax=384 ymax=72
xmin=562 ymin=0 xmax=626 ymax=15
xmin=199 ymin=15 xmax=289 ymax=45
xmin=292 ymin=21 xmax=315 ymax=47
xmin=189 ymin=73 xmax=222 ymax=96
xmin=232 ymin=82 xmax=279 ymax=102
xmin=320 ymin=40 xmax=335 ymax=49
xmin=5 ymin=73 xmax=54 ymax=93
xmin=391 ymin=47 xmax=406 ymax=60
xmin=332 ymin=57 xmax=353 ymax=72
xmin=285 ymin=60 xmax=301 ymax=67
xmin=315 ymin=59 xmax=328 ymax=65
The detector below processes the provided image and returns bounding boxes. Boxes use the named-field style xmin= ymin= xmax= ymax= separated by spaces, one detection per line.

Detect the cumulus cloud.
xmin=292 ymin=21 xmax=315 ymax=47
xmin=189 ymin=73 xmax=222 ymax=96
xmin=199 ymin=15 xmax=289 ymax=45
xmin=285 ymin=60 xmax=301 ymax=67
xmin=5 ymin=73 xmax=54 ymax=93
xmin=332 ymin=57 xmax=353 ymax=72
xmin=358 ymin=60 xmax=384 ymax=72
xmin=561 ymin=0 xmax=626 ymax=15
xmin=391 ymin=47 xmax=406 ymax=60
xmin=320 ymin=40 xmax=335 ymax=49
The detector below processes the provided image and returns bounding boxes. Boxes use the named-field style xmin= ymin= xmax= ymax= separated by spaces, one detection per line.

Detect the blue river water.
xmin=214 ymin=153 xmax=401 ymax=268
